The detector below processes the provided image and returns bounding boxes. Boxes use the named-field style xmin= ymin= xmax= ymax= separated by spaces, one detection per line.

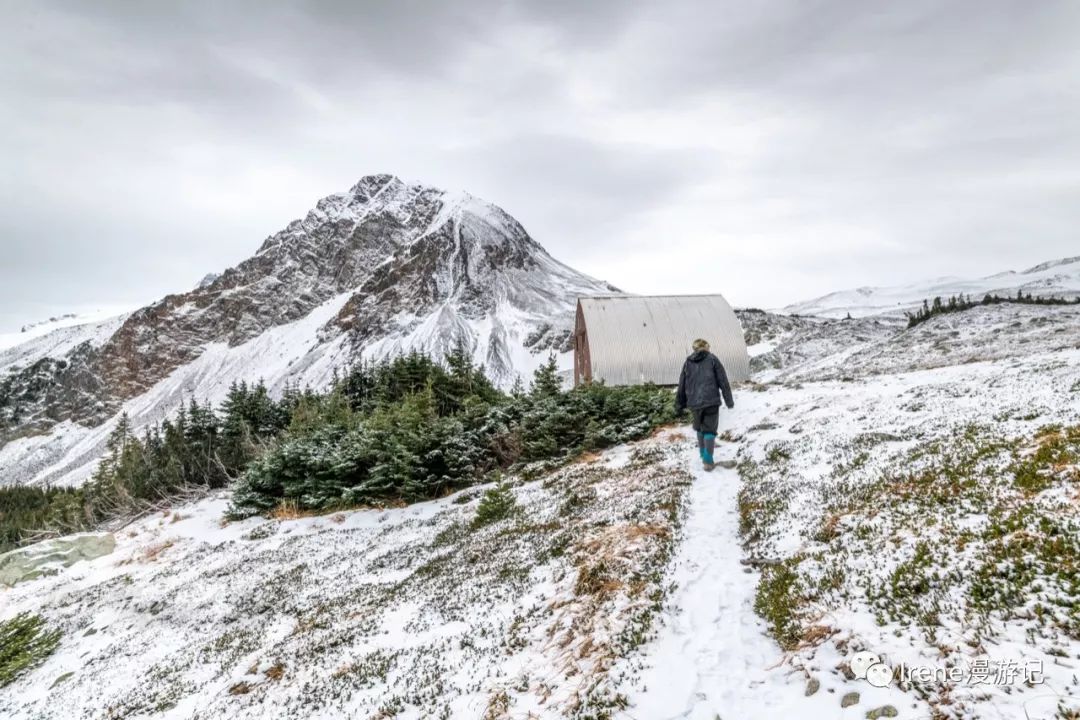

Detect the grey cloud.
xmin=1 ymin=0 xmax=1078 ymax=327
xmin=447 ymin=134 xmax=716 ymax=247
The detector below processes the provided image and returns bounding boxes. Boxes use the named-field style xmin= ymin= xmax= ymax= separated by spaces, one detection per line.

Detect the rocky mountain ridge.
xmin=0 ymin=174 xmax=615 ymax=486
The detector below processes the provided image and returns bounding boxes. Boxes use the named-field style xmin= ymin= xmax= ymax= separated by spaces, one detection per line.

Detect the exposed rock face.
xmin=0 ymin=342 xmax=109 ymax=441
xmin=97 ymin=175 xmax=438 ymax=400
xmin=0 ymin=175 xmax=616 ymax=484
xmin=0 ymin=532 xmax=116 ymax=587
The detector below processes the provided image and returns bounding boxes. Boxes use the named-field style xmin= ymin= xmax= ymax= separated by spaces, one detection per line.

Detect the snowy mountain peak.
xmin=0 ymin=176 xmax=615 ymax=486
xmin=348 ymin=172 xmax=401 ymax=199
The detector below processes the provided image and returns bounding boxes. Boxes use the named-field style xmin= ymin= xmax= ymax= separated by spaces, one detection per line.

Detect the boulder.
xmin=0 ymin=533 xmax=116 ymax=587
xmin=841 ymin=691 xmax=860 ymax=708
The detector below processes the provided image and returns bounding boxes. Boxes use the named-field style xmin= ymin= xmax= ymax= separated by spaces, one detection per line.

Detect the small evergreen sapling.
xmin=471 ymin=480 xmax=518 ymax=529
xmin=530 ymin=354 xmax=562 ymax=397
xmin=0 ymin=612 xmax=62 ymax=688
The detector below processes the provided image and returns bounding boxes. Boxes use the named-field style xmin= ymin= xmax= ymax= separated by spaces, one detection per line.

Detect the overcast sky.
xmin=2 ymin=0 xmax=1078 ymax=332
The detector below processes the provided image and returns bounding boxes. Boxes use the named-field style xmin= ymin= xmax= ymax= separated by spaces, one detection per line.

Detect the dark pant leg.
xmin=700 ymin=406 xmax=719 ymax=463
xmin=691 ymin=410 xmax=707 ymax=458
xmin=699 ymin=406 xmax=720 ymax=435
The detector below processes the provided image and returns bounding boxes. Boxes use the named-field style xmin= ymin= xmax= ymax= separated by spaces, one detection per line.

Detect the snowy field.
xmin=1 ymin=435 xmax=694 ymax=720
xmin=2 ymin=301 xmax=1079 ymax=719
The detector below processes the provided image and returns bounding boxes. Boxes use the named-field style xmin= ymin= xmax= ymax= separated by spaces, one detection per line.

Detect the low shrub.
xmin=228 ymin=355 xmax=675 ymax=517
xmin=0 ymin=612 xmax=62 ymax=688
xmin=754 ymin=560 xmax=805 ymax=650
xmin=470 ymin=483 xmax=518 ymax=529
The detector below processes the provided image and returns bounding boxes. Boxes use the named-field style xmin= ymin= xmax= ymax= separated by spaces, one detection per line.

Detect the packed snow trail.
xmin=626 ymin=420 xmax=835 ymax=719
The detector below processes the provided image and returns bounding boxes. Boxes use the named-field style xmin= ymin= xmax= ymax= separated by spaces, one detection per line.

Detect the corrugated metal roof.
xmin=576 ymin=294 xmax=750 ymax=386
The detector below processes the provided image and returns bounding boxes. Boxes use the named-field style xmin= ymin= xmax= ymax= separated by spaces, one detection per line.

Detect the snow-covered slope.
xmin=5 ymin=299 xmax=1079 ymax=719
xmin=0 ymin=175 xmax=615 ymax=486
xmin=0 ymin=309 xmax=131 ymax=353
xmin=784 ymin=255 xmax=1080 ymax=319
xmin=1 ymin=437 xmax=691 ymax=720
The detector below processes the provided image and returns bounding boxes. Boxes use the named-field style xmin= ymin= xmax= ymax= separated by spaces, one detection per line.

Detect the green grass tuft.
xmin=753 ymin=560 xmax=805 ymax=650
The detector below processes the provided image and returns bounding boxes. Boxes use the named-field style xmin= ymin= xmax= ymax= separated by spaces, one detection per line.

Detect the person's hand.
xmin=726 ymin=402 xmax=735 ymax=410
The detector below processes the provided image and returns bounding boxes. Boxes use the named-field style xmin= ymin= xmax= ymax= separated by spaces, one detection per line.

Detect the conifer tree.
xmin=531 ymin=354 xmax=562 ymax=397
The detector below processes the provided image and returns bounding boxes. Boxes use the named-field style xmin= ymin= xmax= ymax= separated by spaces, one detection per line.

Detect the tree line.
xmin=0 ymin=346 xmax=675 ymax=552
xmin=906 ymin=291 xmax=1080 ymax=328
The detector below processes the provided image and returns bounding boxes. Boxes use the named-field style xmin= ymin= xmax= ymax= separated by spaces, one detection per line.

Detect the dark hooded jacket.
xmin=675 ymin=350 xmax=734 ymax=413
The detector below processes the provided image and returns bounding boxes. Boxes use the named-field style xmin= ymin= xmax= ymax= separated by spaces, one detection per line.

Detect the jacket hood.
xmin=688 ymin=350 xmax=710 ymax=363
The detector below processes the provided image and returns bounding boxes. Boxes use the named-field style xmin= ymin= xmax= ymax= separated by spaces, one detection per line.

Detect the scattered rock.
xmin=51 ymin=671 xmax=74 ymax=688
xmin=805 ymin=677 xmax=820 ymax=696
xmin=243 ymin=523 xmax=277 ymax=541
xmin=0 ymin=533 xmax=116 ymax=588
xmin=866 ymin=706 xmax=898 ymax=719
xmin=739 ymin=557 xmax=782 ymax=568
xmin=841 ymin=691 xmax=860 ymax=708
xmin=716 ymin=460 xmax=738 ymax=470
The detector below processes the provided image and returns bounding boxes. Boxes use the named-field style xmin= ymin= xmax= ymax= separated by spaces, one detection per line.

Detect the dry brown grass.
xmin=578 ymin=523 xmax=669 ymax=555
xmin=624 ymin=523 xmax=669 ymax=542
xmin=228 ymin=681 xmax=251 ymax=695
xmin=800 ymin=624 xmax=838 ymax=647
xmin=264 ymin=662 xmax=285 ymax=681
xmin=574 ymin=564 xmax=624 ymax=598
xmin=139 ymin=539 xmax=174 ymax=563
xmin=815 ymin=514 xmax=841 ymax=543
xmin=482 ymin=689 xmax=510 ymax=720
xmin=270 ymin=499 xmax=309 ymax=521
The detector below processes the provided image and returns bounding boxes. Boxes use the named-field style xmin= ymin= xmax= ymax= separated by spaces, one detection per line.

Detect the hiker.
xmin=674 ymin=338 xmax=735 ymax=471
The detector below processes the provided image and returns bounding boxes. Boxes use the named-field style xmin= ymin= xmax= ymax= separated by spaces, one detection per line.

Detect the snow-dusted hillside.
xmin=784 ymin=255 xmax=1080 ymax=319
xmin=0 ymin=309 xmax=130 ymax=354
xmin=0 ymin=175 xmax=615 ymax=487
xmin=2 ymin=437 xmax=692 ymax=720
xmin=4 ymin=298 xmax=1079 ymax=719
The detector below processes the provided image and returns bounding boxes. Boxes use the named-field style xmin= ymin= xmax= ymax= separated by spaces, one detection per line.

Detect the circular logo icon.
xmin=865 ymin=661 xmax=894 ymax=688
xmin=850 ymin=651 xmax=882 ymax=680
